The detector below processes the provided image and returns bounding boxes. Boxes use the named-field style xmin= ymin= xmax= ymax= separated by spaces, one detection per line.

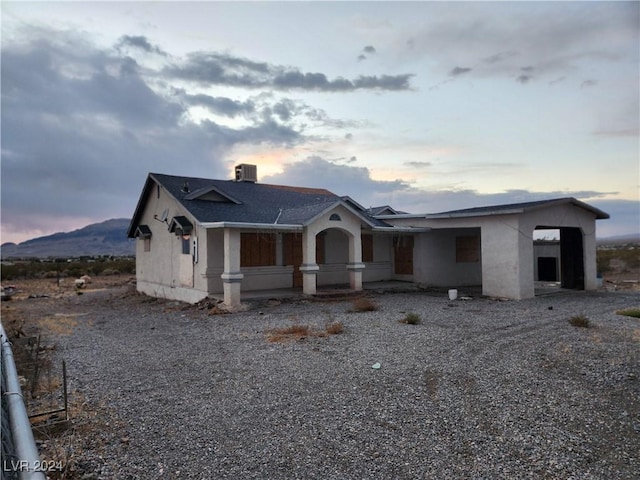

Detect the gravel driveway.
xmin=39 ymin=286 xmax=640 ymax=479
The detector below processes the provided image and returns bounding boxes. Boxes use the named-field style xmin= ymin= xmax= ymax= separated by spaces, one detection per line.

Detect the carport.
xmin=376 ymin=198 xmax=609 ymax=300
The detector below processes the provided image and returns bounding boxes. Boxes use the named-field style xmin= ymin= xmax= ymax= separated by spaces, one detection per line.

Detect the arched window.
xmin=329 ymin=213 xmax=341 ymax=221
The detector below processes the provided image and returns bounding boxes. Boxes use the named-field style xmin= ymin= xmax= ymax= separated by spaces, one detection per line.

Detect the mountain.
xmin=1 ymin=218 xmax=135 ymax=259
xmin=597 ymin=234 xmax=640 ymax=246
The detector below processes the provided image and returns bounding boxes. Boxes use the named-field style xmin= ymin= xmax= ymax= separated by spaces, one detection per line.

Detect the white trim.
xmin=199 ymin=221 xmax=303 ymax=231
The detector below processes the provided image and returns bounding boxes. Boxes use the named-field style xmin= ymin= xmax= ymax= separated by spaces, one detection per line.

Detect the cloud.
xmin=261 ymin=157 xmax=413 ymax=202
xmin=449 ymin=66 xmax=472 ymax=76
xmin=516 ymin=74 xmax=533 ymax=84
xmin=116 ymin=35 xmax=167 ymax=56
xmin=404 ymin=161 xmax=432 ymax=168
xmin=358 ymin=45 xmax=377 ymax=62
xmin=482 ymin=51 xmax=518 ymax=64
xmin=260 ymin=158 xmax=632 ymax=236
xmin=182 ymin=93 xmax=256 ymax=118
xmin=581 ymin=79 xmax=597 ymax=89
xmin=165 ymin=52 xmax=413 ymax=91
xmin=402 ymin=2 xmax=638 ymax=84
xmin=0 ymin=28 xmax=310 ymax=240
xmin=0 ymin=23 xmax=417 ymax=243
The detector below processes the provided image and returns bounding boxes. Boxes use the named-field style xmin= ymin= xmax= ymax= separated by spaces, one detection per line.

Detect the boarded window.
xmin=316 ymin=233 xmax=326 ymax=265
xmin=362 ymin=234 xmax=373 ymax=262
xmin=394 ymin=236 xmax=414 ymax=275
xmin=456 ymin=235 xmax=480 ymax=263
xmin=241 ymin=233 xmax=276 ymax=267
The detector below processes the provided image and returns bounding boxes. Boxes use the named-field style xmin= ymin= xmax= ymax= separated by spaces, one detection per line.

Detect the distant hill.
xmin=1 ymin=218 xmax=135 ymax=259
xmin=597 ymin=234 xmax=640 ymax=246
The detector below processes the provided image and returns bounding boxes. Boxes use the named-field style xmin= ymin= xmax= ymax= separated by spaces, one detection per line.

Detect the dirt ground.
xmin=1 ymin=275 xmax=136 ymax=479
xmin=1 ymin=270 xmax=638 ymax=479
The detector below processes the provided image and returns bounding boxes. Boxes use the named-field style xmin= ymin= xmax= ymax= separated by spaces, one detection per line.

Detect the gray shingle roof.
xmin=128 ymin=173 xmax=391 ymax=237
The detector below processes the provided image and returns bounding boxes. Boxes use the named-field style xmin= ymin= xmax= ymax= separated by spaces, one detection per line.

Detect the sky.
xmin=1 ymin=1 xmax=638 ymax=244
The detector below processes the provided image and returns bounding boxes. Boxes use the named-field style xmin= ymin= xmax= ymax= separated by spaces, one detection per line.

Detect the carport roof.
xmin=375 ymin=197 xmax=610 ymax=220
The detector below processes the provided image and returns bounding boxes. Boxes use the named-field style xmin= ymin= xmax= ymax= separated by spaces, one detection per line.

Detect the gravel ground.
xmin=21 ymin=285 xmax=640 ymax=479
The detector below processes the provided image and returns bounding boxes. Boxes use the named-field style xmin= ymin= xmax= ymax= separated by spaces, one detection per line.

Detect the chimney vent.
xmin=234 ymin=164 xmax=257 ymax=183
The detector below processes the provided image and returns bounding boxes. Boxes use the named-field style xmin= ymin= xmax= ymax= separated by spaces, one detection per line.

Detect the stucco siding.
xmin=415 ymin=229 xmax=482 ymax=287
xmin=240 ymin=266 xmax=294 ymax=291
xmin=361 ymin=261 xmax=393 ymax=282
xmin=136 ymin=279 xmax=208 ymax=303
xmin=519 ymin=205 xmax=598 ymax=290
xmin=135 ymin=186 xmax=195 ymax=294
xmin=202 ymin=229 xmax=225 ymax=293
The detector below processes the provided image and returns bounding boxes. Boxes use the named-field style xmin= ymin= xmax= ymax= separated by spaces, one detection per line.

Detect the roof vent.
xmin=235 ymin=164 xmax=257 ymax=183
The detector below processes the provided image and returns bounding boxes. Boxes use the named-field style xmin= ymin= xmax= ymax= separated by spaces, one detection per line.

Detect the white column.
xmin=347 ymin=232 xmax=365 ymax=290
xmin=301 ymin=230 xmax=318 ymax=295
xmin=221 ymin=228 xmax=243 ymax=307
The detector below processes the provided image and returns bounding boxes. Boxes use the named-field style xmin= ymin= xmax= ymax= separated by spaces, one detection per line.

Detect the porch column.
xmin=300 ymin=230 xmax=318 ymax=295
xmin=346 ymin=263 xmax=365 ymax=290
xmin=221 ymin=228 xmax=243 ymax=308
xmin=347 ymin=233 xmax=365 ymax=290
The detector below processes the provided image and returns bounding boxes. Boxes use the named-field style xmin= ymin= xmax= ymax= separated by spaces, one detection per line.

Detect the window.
xmin=181 ymin=237 xmax=190 ymax=255
xmin=241 ymin=233 xmax=276 ymax=267
xmin=456 ymin=235 xmax=480 ymax=263
xmin=135 ymin=225 xmax=152 ymax=253
xmin=362 ymin=234 xmax=373 ymax=262
xmin=329 ymin=213 xmax=341 ymax=221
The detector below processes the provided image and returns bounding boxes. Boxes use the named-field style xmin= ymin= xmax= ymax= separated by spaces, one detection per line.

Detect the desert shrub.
xmin=568 ymin=314 xmax=590 ymax=328
xmin=616 ymin=308 xmax=640 ymax=319
xmin=266 ymin=325 xmax=310 ymax=343
xmin=66 ymin=267 xmax=84 ymax=278
xmin=350 ymin=297 xmax=378 ymax=312
xmin=100 ymin=268 xmax=120 ymax=276
xmin=399 ymin=312 xmax=421 ymax=325
xmin=597 ymin=246 xmax=640 ymax=273
xmin=325 ymin=322 xmax=344 ymax=335
xmin=0 ymin=258 xmax=134 ymax=280
xmin=43 ymin=270 xmax=62 ymax=278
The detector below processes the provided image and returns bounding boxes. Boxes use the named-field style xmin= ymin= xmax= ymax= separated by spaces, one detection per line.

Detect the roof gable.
xmin=184 ymin=185 xmax=242 ymax=204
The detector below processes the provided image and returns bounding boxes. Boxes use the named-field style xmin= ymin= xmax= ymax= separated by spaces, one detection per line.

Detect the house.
xmin=127 ymin=164 xmax=609 ymax=306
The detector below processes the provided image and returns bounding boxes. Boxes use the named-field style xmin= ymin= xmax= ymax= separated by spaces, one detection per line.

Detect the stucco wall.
xmin=135 ymin=184 xmax=205 ymax=302
xmin=519 ymin=204 xmax=598 ymax=290
xmin=202 ymin=229 xmax=224 ymax=293
xmin=414 ymin=229 xmax=482 ymax=287
xmin=240 ymin=266 xmax=295 ymax=291
xmin=136 ymin=280 xmax=208 ymax=304
xmin=386 ymin=203 xmax=600 ymax=299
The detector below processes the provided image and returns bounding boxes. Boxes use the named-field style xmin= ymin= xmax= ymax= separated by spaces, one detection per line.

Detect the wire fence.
xmin=1 ymin=322 xmax=46 ymax=480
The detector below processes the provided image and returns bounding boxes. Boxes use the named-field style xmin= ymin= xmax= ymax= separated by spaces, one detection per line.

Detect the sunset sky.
xmin=1 ymin=1 xmax=638 ymax=244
